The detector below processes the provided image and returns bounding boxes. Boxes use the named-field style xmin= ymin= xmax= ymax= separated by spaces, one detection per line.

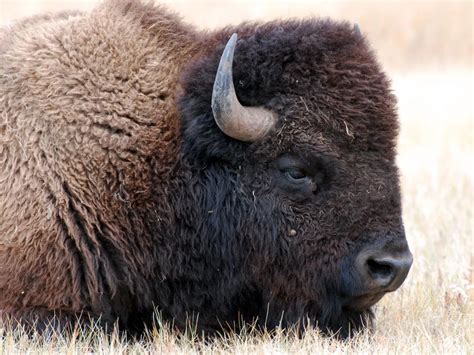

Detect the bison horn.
xmin=353 ymin=24 xmax=362 ymax=36
xmin=211 ymin=33 xmax=277 ymax=142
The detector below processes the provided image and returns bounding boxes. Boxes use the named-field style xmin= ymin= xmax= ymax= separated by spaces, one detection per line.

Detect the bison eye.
xmin=284 ymin=169 xmax=316 ymax=192
xmin=285 ymin=169 xmax=308 ymax=182
xmin=272 ymin=154 xmax=320 ymax=196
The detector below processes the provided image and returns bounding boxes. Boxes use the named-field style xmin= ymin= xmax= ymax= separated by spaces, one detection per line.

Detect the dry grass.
xmin=1 ymin=0 xmax=473 ymax=353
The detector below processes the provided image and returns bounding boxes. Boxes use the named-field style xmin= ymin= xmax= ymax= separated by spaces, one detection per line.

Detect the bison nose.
xmin=356 ymin=249 xmax=413 ymax=292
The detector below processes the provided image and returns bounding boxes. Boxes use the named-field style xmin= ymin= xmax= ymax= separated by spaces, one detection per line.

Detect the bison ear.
xmin=211 ymin=33 xmax=277 ymax=142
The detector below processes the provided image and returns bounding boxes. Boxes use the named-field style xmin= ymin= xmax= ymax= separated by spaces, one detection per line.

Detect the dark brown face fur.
xmin=174 ymin=19 xmax=411 ymax=337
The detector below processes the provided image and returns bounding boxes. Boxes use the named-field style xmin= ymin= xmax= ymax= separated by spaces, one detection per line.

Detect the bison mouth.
xmin=342 ymin=292 xmax=386 ymax=312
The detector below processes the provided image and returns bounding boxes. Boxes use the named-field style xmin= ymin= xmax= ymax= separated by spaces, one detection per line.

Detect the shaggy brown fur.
xmin=0 ymin=0 xmax=199 ymax=330
xmin=0 ymin=0 xmax=410 ymax=337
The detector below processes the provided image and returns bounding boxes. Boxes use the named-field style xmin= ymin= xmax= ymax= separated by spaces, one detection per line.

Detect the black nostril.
xmin=356 ymin=250 xmax=413 ymax=292
xmin=367 ymin=258 xmax=393 ymax=279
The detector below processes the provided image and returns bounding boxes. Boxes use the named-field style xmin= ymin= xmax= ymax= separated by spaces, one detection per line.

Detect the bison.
xmin=0 ymin=0 xmax=412 ymax=338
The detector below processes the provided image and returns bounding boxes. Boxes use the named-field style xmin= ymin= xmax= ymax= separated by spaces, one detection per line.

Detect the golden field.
xmin=0 ymin=0 xmax=473 ymax=353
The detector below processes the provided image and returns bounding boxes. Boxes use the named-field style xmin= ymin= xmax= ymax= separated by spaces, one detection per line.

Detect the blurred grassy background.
xmin=0 ymin=0 xmax=472 ymax=353
xmin=1 ymin=0 xmax=472 ymax=71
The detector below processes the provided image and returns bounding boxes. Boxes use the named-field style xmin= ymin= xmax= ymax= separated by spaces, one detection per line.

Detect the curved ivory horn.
xmin=211 ymin=33 xmax=277 ymax=142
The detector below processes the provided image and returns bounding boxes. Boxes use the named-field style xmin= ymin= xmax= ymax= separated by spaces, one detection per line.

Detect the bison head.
xmin=167 ymin=19 xmax=412 ymax=338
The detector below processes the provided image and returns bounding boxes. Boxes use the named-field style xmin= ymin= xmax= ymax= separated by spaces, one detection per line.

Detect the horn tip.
xmin=228 ymin=33 xmax=238 ymax=46
xmin=353 ymin=23 xmax=362 ymax=37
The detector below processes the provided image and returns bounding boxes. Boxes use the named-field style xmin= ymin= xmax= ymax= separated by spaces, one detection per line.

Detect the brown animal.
xmin=0 ymin=0 xmax=412 ymax=337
